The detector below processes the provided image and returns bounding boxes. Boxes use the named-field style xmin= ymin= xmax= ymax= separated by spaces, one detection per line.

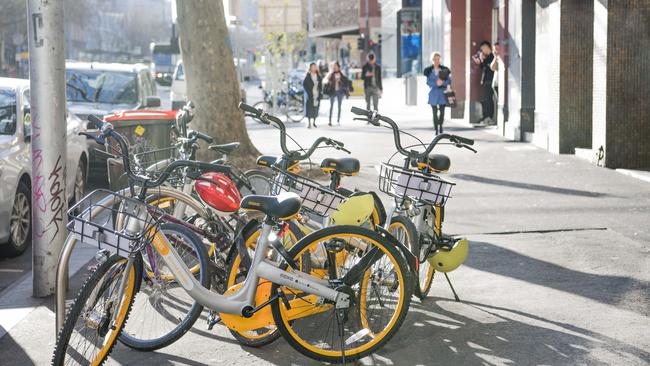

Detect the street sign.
xmin=258 ymin=0 xmax=303 ymax=33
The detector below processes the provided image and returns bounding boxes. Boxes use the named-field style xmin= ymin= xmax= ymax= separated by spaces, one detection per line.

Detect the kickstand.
xmin=207 ymin=311 xmax=221 ymax=330
xmin=336 ymin=309 xmax=347 ymax=366
xmin=444 ymin=273 xmax=461 ymax=302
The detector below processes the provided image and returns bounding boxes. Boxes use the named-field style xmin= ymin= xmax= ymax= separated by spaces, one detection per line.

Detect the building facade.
xmin=397 ymin=0 xmax=649 ymax=170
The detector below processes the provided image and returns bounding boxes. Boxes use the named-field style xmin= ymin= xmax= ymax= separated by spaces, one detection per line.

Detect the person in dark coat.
xmin=424 ymin=52 xmax=452 ymax=134
xmin=323 ymin=62 xmax=350 ymax=126
xmin=303 ymin=63 xmax=322 ymax=128
xmin=472 ymin=40 xmax=495 ymax=124
xmin=362 ymin=53 xmax=383 ymax=111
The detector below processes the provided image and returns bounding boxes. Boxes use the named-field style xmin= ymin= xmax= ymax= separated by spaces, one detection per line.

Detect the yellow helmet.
xmin=329 ymin=194 xmax=375 ymax=226
xmin=428 ymin=238 xmax=469 ymax=272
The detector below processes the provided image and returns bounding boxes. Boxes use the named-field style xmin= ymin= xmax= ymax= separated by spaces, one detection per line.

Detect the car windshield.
xmin=0 ymin=88 xmax=17 ymax=135
xmin=65 ymin=69 xmax=138 ymax=104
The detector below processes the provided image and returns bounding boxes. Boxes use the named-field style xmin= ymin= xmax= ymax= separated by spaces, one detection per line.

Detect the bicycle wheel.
xmin=119 ymin=223 xmax=210 ymax=351
xmin=271 ymin=225 xmax=412 ymax=364
xmin=224 ymin=220 xmax=304 ymax=347
xmin=286 ymin=97 xmax=304 ymax=123
xmin=388 ymin=215 xmax=433 ymax=298
xmin=238 ymin=169 xmax=272 ymax=196
xmin=253 ymin=101 xmax=272 ymax=113
xmin=52 ymin=254 xmax=141 ymax=366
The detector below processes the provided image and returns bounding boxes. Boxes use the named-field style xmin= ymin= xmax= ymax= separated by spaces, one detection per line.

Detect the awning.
xmin=309 ymin=24 xmax=360 ymax=39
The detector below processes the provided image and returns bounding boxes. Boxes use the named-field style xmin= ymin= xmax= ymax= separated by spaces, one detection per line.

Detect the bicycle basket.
xmin=378 ymin=163 xmax=455 ymax=206
xmin=132 ymin=146 xmax=183 ymax=187
xmin=270 ymin=168 xmax=345 ymax=217
xmin=68 ymin=189 xmax=166 ymax=256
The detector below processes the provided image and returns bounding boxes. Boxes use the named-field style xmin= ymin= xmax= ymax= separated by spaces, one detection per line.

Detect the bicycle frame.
xmin=128 ymin=214 xmax=347 ymax=315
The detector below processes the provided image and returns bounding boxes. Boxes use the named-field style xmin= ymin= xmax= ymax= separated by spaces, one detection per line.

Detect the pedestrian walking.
xmin=303 ymin=63 xmax=322 ymax=129
xmin=472 ymin=40 xmax=496 ymax=124
xmin=362 ymin=53 xmax=383 ymax=111
xmin=323 ymin=62 xmax=350 ymax=126
xmin=424 ymin=52 xmax=452 ymax=135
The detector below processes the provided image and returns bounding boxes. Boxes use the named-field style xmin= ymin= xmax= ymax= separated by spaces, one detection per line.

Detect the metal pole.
xmin=27 ymin=0 xmax=67 ymax=297
xmin=307 ymin=0 xmax=314 ymax=59
xmin=364 ymin=0 xmax=370 ymax=55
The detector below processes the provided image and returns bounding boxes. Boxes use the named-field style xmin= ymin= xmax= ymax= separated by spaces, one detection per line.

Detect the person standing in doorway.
xmin=362 ymin=53 xmax=383 ymax=111
xmin=324 ymin=62 xmax=350 ymax=126
xmin=303 ymin=63 xmax=322 ymax=129
xmin=424 ymin=52 xmax=452 ymax=134
xmin=472 ymin=41 xmax=495 ymax=124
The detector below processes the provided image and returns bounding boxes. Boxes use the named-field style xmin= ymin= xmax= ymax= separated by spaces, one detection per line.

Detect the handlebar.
xmin=239 ymin=102 xmax=350 ymax=161
xmin=351 ymin=107 xmax=476 ymax=159
xmin=188 ymin=130 xmax=214 ymax=144
xmin=84 ymin=115 xmax=230 ymax=189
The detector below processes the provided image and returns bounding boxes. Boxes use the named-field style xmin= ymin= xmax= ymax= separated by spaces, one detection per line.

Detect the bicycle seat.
xmin=427 ymin=154 xmax=451 ymax=172
xmin=257 ymin=155 xmax=299 ymax=170
xmin=209 ymin=142 xmax=240 ymax=155
xmin=256 ymin=155 xmax=278 ymax=167
xmin=320 ymin=157 xmax=360 ymax=176
xmin=240 ymin=193 xmax=301 ymax=219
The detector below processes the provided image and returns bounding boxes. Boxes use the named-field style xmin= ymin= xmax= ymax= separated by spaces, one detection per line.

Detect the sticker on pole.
xmin=134 ymin=125 xmax=145 ymax=136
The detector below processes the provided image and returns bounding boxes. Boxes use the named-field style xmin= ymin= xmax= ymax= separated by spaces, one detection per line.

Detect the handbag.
xmin=444 ymin=85 xmax=457 ymax=108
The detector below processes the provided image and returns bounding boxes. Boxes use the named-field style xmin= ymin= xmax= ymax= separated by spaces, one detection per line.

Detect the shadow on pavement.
xmin=466 ymin=240 xmax=650 ymax=315
xmin=239 ymin=297 xmax=649 ymax=366
xmin=451 ymin=173 xmax=610 ymax=198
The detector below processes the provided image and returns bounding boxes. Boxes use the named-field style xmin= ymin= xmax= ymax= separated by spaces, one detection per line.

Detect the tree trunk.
xmin=176 ymin=0 xmax=260 ymax=167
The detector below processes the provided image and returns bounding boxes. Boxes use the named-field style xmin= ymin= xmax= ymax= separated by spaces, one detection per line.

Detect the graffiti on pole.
xmin=31 ymin=111 xmax=66 ymax=241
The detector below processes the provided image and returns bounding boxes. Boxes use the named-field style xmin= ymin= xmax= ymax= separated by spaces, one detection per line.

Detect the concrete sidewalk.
xmin=1 ymin=85 xmax=649 ymax=365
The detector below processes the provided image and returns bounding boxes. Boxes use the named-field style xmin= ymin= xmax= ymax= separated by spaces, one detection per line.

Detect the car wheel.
xmin=73 ymin=159 xmax=87 ymax=204
xmin=2 ymin=181 xmax=32 ymax=257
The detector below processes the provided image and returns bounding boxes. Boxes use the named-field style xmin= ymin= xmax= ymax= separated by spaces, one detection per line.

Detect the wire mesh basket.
xmin=270 ymin=168 xmax=345 ymax=217
xmin=378 ymin=163 xmax=455 ymax=206
xmin=132 ymin=146 xmax=184 ymax=187
xmin=68 ymin=189 xmax=166 ymax=256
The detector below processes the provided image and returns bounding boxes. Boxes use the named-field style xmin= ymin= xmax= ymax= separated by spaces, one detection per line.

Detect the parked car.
xmin=170 ymin=60 xmax=186 ymax=110
xmin=65 ymin=61 xmax=161 ymax=173
xmin=0 ymin=78 xmax=89 ymax=256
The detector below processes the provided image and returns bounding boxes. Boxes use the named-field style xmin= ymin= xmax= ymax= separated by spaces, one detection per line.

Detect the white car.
xmin=0 ymin=78 xmax=89 ymax=256
xmin=65 ymin=61 xmax=161 ymax=172
xmin=170 ymin=60 xmax=186 ymax=110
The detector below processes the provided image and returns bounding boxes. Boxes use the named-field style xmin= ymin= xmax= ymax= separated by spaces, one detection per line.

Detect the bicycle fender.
xmin=226 ymin=219 xmax=261 ymax=271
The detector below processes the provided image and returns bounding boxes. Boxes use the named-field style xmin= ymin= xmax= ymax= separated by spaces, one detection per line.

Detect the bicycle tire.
xmin=238 ymin=169 xmax=273 ymax=196
xmin=52 ymin=254 xmax=142 ymax=366
xmin=388 ymin=215 xmax=434 ymax=298
xmin=253 ymin=101 xmax=272 ymax=113
xmin=118 ymin=222 xmax=211 ymax=351
xmin=286 ymin=98 xmax=304 ymax=123
xmin=224 ymin=220 xmax=304 ymax=347
xmin=270 ymin=225 xmax=413 ymax=364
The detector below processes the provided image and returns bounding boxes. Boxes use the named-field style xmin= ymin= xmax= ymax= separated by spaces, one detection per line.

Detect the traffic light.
xmin=357 ymin=37 xmax=365 ymax=49
xmin=377 ymin=33 xmax=383 ymax=46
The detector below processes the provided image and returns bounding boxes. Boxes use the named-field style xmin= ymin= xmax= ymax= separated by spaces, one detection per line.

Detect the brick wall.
xmin=559 ymin=0 xmax=594 ymax=154
xmin=606 ymin=0 xmax=650 ymax=169
xmin=468 ymin=0 xmax=493 ymax=123
xmin=450 ymin=0 xmax=466 ymax=118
